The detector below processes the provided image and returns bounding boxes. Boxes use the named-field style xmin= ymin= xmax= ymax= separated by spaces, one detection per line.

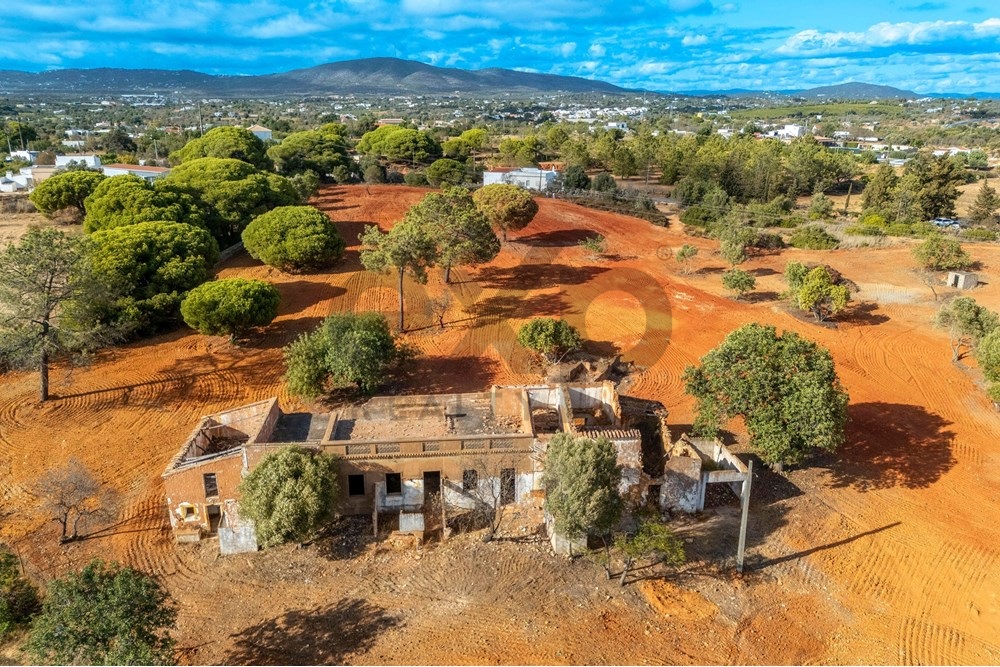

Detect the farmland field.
xmin=1 ymin=185 xmax=998 ymax=664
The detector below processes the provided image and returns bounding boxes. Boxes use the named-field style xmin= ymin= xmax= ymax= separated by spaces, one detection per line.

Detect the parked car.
xmin=930 ymin=217 xmax=961 ymax=229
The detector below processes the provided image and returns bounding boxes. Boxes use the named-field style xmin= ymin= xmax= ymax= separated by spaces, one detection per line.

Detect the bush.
xmin=579 ymin=234 xmax=606 ymax=255
xmin=0 ymin=551 xmax=40 ymax=639
xmin=517 ymin=318 xmax=582 ymax=361
xmin=722 ymin=268 xmax=756 ymax=299
xmin=29 ymin=170 xmax=106 ymax=218
xmin=591 ymin=172 xmax=617 ymax=193
xmin=913 ymin=235 xmax=973 ymax=271
xmin=181 ymin=278 xmax=280 ymax=340
xmin=679 ymin=205 xmax=714 ymax=228
xmin=563 ymin=164 xmax=590 ymax=190
xmin=789 ymin=225 xmax=839 ymax=250
xmin=363 ymin=164 xmax=386 ymax=184
xmin=25 ymin=560 xmax=176 ymax=665
xmin=961 ymin=228 xmax=998 ymax=242
xmin=752 ymin=232 xmax=786 ymax=250
xmin=885 ymin=222 xmax=916 ymax=237
xmin=284 ymin=312 xmax=399 ymax=398
xmin=404 ymin=171 xmax=428 ymax=186
xmin=808 ymin=193 xmax=834 ymax=219
xmin=242 ymin=206 xmax=345 ymax=272
xmin=238 ymin=447 xmax=339 ymax=548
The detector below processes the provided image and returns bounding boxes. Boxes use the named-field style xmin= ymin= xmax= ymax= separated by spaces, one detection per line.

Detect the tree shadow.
xmin=748 ymin=290 xmax=780 ymax=303
xmin=224 ymin=598 xmax=400 ymax=665
xmin=842 ymin=301 xmax=890 ymax=326
xmin=695 ymin=266 xmax=725 ymax=276
xmin=515 ymin=228 xmax=597 ymax=247
xmin=750 ymin=267 xmax=779 ymax=277
xmin=476 ymin=263 xmax=608 ymax=290
xmin=817 ymin=402 xmax=957 ymax=491
xmin=467 ymin=292 xmax=571 ymax=320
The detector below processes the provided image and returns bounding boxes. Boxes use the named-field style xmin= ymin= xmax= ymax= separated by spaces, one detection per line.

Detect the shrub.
xmin=752 ymin=232 xmax=786 ymax=250
xmin=913 ymin=235 xmax=973 ymax=271
xmin=579 ymin=234 xmax=607 ymax=256
xmin=242 ymin=206 xmax=345 ymax=272
xmin=961 ymin=228 xmax=998 ymax=242
xmin=238 ymin=447 xmax=339 ymax=548
xmin=543 ymin=433 xmax=622 ymax=541
xmin=808 ymin=192 xmax=834 ymax=219
xmin=563 ymin=164 xmax=590 ymax=190
xmin=363 ymin=164 xmax=386 ymax=183
xmin=284 ymin=312 xmax=399 ymax=398
xmin=25 ymin=560 xmax=176 ymax=665
xmin=181 ymin=278 xmax=280 ymax=341
xmin=404 ymin=171 xmax=428 ymax=186
xmin=789 ymin=225 xmax=839 ymax=250
xmin=517 ymin=318 xmax=582 ymax=361
xmin=426 ymin=158 xmax=467 ymax=186
xmin=29 ymin=170 xmax=106 ymax=218
xmin=679 ymin=205 xmax=714 ymax=228
xmin=722 ymin=268 xmax=756 ymax=299
xmin=844 ymin=224 xmax=885 ymax=236
xmin=591 ymin=172 xmax=617 ymax=193
xmin=0 ymin=551 xmax=40 ymax=639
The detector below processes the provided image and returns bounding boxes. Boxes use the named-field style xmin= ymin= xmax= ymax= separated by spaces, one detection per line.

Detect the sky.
xmin=2 ymin=0 xmax=1000 ymax=93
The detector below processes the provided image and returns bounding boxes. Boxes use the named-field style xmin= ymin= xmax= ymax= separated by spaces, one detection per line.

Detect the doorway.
xmin=206 ymin=504 xmax=222 ymax=533
xmin=423 ymin=470 xmax=441 ymax=497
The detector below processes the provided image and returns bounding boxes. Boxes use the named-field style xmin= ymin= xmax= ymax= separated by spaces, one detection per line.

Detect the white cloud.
xmin=777 ymin=18 xmax=1000 ymax=56
xmin=246 ymin=14 xmax=325 ymax=39
xmin=589 ymin=43 xmax=606 ymax=57
xmin=559 ymin=42 xmax=577 ymax=57
xmin=682 ymin=34 xmax=708 ymax=47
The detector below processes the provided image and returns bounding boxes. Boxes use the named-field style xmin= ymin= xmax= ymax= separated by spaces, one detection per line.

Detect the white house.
xmin=55 ymin=155 xmax=102 ymax=169
xmin=0 ymin=169 xmax=34 ymax=192
xmin=8 ymin=150 xmax=39 ymax=164
xmin=482 ymin=167 xmax=557 ymax=191
xmin=247 ymin=124 xmax=272 ymax=142
xmin=101 ymin=163 xmax=171 ymax=182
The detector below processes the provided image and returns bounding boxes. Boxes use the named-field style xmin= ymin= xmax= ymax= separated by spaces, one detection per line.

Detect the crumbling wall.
xmin=660 ymin=456 xmax=702 ymax=513
xmin=218 ymin=501 xmax=258 ymax=555
xmin=544 ymin=511 xmax=587 ymax=556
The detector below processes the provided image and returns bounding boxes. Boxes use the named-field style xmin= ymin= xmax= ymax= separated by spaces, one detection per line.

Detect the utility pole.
xmin=736 ymin=460 xmax=753 ymax=574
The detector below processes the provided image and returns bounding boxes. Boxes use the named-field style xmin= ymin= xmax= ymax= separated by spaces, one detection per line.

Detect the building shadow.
xmin=476 ymin=263 xmax=608 ymax=290
xmin=515 ymin=229 xmax=598 ymax=247
xmin=467 ymin=292 xmax=570 ymax=320
xmin=396 ymin=355 xmax=501 ymax=394
xmin=313 ymin=516 xmax=375 ymax=561
xmin=818 ymin=402 xmax=956 ymax=491
xmin=224 ymin=598 xmax=400 ymax=665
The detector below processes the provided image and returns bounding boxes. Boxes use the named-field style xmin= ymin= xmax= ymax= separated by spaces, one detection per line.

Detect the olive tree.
xmin=181 ymin=278 xmax=280 ymax=341
xmin=936 ymin=297 xmax=999 ymax=361
xmin=683 ymin=323 xmax=849 ymax=468
xmin=543 ymin=433 xmax=623 ymax=545
xmin=913 ymin=234 xmax=972 ymax=271
xmin=29 ymin=170 xmax=106 ymax=219
xmin=284 ymin=312 xmax=400 ymax=398
xmin=25 ymin=559 xmax=176 ymax=666
xmin=238 ymin=447 xmax=340 ymax=548
xmin=472 ymin=183 xmax=539 ymax=242
xmin=721 ymin=268 xmax=756 ymax=300
xmin=242 ymin=206 xmax=345 ymax=272
xmin=795 ymin=266 xmax=850 ymax=322
xmin=517 ymin=318 xmax=582 ymax=362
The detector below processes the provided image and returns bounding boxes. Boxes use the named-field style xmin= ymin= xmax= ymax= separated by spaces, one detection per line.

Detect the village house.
xmin=247 ymin=124 xmax=272 ymax=141
xmin=482 ymin=167 xmax=557 ymax=191
xmin=101 ymin=163 xmax=171 ymax=182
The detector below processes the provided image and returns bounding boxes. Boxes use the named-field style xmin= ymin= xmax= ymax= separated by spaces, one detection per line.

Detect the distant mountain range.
xmin=0 ymin=58 xmax=632 ymax=96
xmin=680 ymin=82 xmax=920 ymax=99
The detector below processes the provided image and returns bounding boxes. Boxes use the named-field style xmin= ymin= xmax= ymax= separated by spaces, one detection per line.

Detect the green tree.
xmin=238 ymin=447 xmax=339 ymax=548
xmin=796 ymin=266 xmax=850 ymax=322
xmin=613 ymin=518 xmax=685 ymax=586
xmin=675 ymin=244 xmax=699 ymax=274
xmin=0 ymin=550 xmax=40 ymax=639
xmin=861 ymin=162 xmax=898 ymax=214
xmin=267 ymin=124 xmax=351 ymax=180
xmin=181 ymin=278 xmax=280 ymax=341
xmin=359 ymin=219 xmax=438 ymax=331
xmin=935 ymin=296 xmax=999 ymax=361
xmin=242 ymin=206 xmax=345 ymax=273
xmin=913 ymin=234 xmax=972 ymax=271
xmin=683 ymin=323 xmax=849 ymax=467
xmin=472 ymin=183 xmax=539 ymax=242
xmin=979 ymin=329 xmax=1000 ymax=385
xmin=25 ymin=560 xmax=176 ymax=666
xmin=425 ymin=158 xmax=467 ymax=186
xmin=722 ymin=268 xmax=756 ymax=300
xmin=591 ymin=172 xmax=617 ymax=193
xmin=88 ymin=222 xmax=219 ymax=335
xmin=405 ymin=187 xmax=499 ymax=283
xmin=170 ymin=126 xmax=269 ymax=170
xmin=357 ymin=126 xmax=441 ymax=164
xmin=718 ymin=224 xmax=757 ymax=266
xmin=164 ymin=157 xmax=299 ymax=245
xmin=543 ymin=433 xmax=623 ymax=544
xmin=968 ymin=180 xmax=1000 ymax=227
xmin=284 ymin=312 xmax=399 ymax=398
xmin=82 ymin=175 xmax=208 ymax=234
xmin=808 ymin=192 xmax=834 ymax=220
xmin=562 ymin=164 xmax=591 ymax=190
xmin=517 ymin=318 xmax=582 ymax=361
xmin=29 ymin=170 xmax=106 ymax=219
xmin=610 ymin=144 xmax=639 ymax=179
xmin=0 ymin=228 xmax=116 ymax=401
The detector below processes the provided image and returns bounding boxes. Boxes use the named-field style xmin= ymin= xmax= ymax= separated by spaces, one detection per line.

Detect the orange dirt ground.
xmin=2 ymin=185 xmax=1000 ymax=664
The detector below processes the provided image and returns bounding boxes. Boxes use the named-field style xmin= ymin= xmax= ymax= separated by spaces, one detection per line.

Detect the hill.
xmin=793 ymin=82 xmax=918 ymax=99
xmin=0 ymin=57 xmax=633 ymax=96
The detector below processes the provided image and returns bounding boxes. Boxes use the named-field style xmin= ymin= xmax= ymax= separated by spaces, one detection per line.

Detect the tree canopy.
xmin=404 ymin=186 xmax=499 ymax=282
xmin=722 ymin=268 xmax=756 ymax=300
xmin=968 ymin=180 xmax=1000 ymax=227
xmin=425 ymin=158 xmax=467 ymax=186
xmin=25 ymin=559 xmax=177 ymax=666
xmin=238 ymin=446 xmax=340 ymax=548
xmin=242 ymin=206 xmax=345 ymax=272
xmin=356 ymin=125 xmax=441 ymax=165
xmin=82 ymin=174 xmax=209 ymax=234
xmin=29 ymin=170 xmax=106 ymax=219
xmin=0 ymin=550 xmax=40 ymax=639
xmin=181 ymin=278 xmax=280 ymax=341
xmin=543 ymin=432 xmax=623 ymax=541
xmin=267 ymin=124 xmax=352 ymax=180
xmin=683 ymin=323 xmax=849 ymax=466
xmin=170 ymin=126 xmax=270 ymax=170
xmin=935 ymin=296 xmax=999 ymax=361
xmin=88 ymin=221 xmax=219 ymax=335
xmin=913 ymin=234 xmax=973 ymax=271
xmin=472 ymin=183 xmax=539 ymax=242
xmin=163 ymin=157 xmax=299 ymax=245
xmin=284 ymin=312 xmax=400 ymax=398
xmin=785 ymin=263 xmax=851 ymax=322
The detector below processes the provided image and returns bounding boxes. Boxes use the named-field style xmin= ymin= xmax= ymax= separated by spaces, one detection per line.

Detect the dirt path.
xmin=2 ymin=185 xmax=999 ymax=664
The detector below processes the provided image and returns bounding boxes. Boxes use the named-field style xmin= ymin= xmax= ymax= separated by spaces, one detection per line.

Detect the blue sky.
xmin=2 ymin=0 xmax=1000 ymax=93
